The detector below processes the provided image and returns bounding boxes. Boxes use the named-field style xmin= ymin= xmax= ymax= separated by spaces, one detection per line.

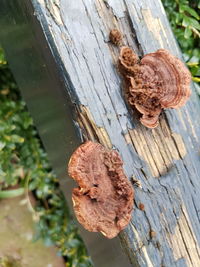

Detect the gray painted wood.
xmin=1 ymin=0 xmax=200 ymax=266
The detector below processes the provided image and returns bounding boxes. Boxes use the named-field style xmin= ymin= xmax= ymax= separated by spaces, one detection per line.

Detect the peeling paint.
xmin=22 ymin=0 xmax=200 ymax=265
xmin=130 ymin=223 xmax=144 ymax=249
xmin=106 ymin=0 xmax=126 ymax=18
xmin=141 ymin=246 xmax=154 ymax=267
xmin=167 ymin=204 xmax=200 ymax=266
xmin=45 ymin=0 xmax=63 ymax=25
xmin=171 ymin=133 xmax=187 ymax=159
xmin=124 ymin=132 xmax=132 ymax=144
xmin=141 ymin=9 xmax=169 ymax=49
xmin=127 ymin=119 xmax=187 ymax=177
xmin=77 ymin=105 xmax=112 ymax=149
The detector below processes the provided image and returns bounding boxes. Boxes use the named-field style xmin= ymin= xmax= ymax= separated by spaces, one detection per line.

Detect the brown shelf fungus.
xmin=68 ymin=141 xmax=134 ymax=239
xmin=109 ymin=29 xmax=122 ymax=45
xmin=118 ymin=47 xmax=191 ymax=128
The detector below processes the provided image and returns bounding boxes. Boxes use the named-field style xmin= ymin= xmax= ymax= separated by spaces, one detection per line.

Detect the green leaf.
xmin=0 ymin=141 xmax=6 ymax=150
xmin=0 ymin=48 xmax=6 ymax=64
xmin=0 ymin=169 xmax=6 ymax=182
xmin=184 ymin=27 xmax=192 ymax=38
xmin=187 ymin=62 xmax=199 ymax=67
xmin=180 ymin=4 xmax=200 ymax=19
xmin=192 ymin=77 xmax=200 ymax=82
xmin=175 ymin=13 xmax=183 ymax=24
xmin=11 ymin=134 xmax=24 ymax=143
xmin=0 ymin=187 xmax=25 ymax=198
xmin=182 ymin=16 xmax=200 ymax=30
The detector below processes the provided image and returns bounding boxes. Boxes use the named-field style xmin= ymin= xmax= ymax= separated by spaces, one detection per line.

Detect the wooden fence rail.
xmin=1 ymin=1 xmax=200 ymax=266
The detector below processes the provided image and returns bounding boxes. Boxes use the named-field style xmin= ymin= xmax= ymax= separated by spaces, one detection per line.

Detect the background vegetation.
xmin=0 ymin=0 xmax=199 ymax=266
xmin=0 ymin=48 xmax=92 ymax=267
xmin=162 ymin=0 xmax=200 ymax=83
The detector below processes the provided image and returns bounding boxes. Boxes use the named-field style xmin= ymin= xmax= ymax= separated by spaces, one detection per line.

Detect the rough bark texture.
xmin=1 ymin=0 xmax=200 ymax=266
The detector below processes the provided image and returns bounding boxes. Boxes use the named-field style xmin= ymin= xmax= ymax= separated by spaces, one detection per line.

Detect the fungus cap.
xmin=109 ymin=29 xmax=123 ymax=45
xmin=68 ymin=141 xmax=134 ymax=239
xmin=119 ymin=47 xmax=191 ymax=128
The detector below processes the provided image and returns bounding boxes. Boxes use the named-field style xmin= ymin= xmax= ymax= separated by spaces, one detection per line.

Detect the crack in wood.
xmin=29 ymin=0 xmax=200 ymax=266
xmin=76 ymin=105 xmax=112 ymax=149
xmin=126 ymin=118 xmax=186 ymax=178
xmin=44 ymin=0 xmax=63 ymax=26
xmin=141 ymin=8 xmax=170 ymax=49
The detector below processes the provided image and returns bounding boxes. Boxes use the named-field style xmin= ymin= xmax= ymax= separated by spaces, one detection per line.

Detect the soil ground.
xmin=0 ymin=195 xmax=65 ymax=267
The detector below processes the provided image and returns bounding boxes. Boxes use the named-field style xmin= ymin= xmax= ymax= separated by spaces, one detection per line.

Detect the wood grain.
xmin=34 ymin=0 xmax=200 ymax=266
xmin=2 ymin=0 xmax=200 ymax=266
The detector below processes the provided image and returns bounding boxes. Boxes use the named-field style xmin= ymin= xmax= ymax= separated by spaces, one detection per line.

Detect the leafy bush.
xmin=162 ymin=0 xmax=200 ymax=83
xmin=0 ymin=47 xmax=92 ymax=267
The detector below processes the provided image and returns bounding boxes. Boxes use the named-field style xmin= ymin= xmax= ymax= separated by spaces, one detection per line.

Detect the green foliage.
xmin=0 ymin=47 xmax=92 ymax=267
xmin=162 ymin=0 xmax=200 ymax=83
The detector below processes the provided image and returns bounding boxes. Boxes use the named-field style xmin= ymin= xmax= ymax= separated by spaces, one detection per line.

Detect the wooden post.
xmin=1 ymin=0 xmax=200 ymax=266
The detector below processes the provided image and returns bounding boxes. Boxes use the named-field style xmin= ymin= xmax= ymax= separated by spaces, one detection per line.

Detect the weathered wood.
xmin=1 ymin=0 xmax=200 ymax=266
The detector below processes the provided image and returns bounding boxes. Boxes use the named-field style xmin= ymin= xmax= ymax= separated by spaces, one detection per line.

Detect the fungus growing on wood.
xmin=139 ymin=203 xmax=145 ymax=211
xmin=68 ymin=141 xmax=134 ymax=239
xmin=150 ymin=230 xmax=156 ymax=239
xmin=109 ymin=29 xmax=122 ymax=45
xmin=118 ymin=47 xmax=191 ymax=128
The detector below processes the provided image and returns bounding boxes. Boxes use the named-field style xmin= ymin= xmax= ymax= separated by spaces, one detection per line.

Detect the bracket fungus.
xmin=109 ymin=29 xmax=122 ymax=45
xmin=118 ymin=47 xmax=191 ymax=128
xmin=68 ymin=141 xmax=134 ymax=239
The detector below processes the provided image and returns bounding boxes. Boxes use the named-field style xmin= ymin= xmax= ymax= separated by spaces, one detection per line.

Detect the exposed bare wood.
xmin=1 ymin=0 xmax=200 ymax=266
